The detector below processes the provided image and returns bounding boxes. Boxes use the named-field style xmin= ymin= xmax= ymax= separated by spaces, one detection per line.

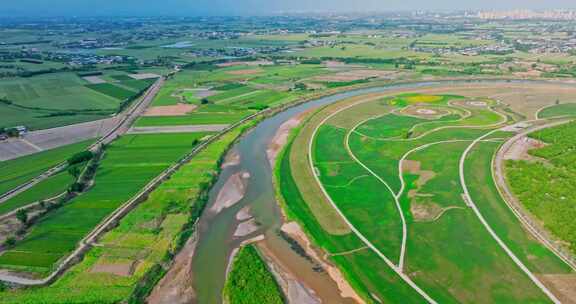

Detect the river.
xmin=188 ymin=79 xmax=566 ymax=304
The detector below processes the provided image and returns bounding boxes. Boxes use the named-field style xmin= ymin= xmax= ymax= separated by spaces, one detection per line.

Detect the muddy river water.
xmin=188 ymin=79 xmax=555 ymax=303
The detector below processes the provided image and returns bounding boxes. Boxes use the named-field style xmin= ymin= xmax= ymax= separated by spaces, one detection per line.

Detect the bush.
xmin=67 ymin=151 xmax=94 ymax=165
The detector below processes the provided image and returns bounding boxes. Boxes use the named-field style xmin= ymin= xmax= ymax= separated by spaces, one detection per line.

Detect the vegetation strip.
xmin=498 ymin=120 xmax=576 ymax=270
xmin=459 ymin=128 xmax=561 ymax=303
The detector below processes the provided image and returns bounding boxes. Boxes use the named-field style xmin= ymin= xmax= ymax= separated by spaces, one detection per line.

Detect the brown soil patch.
xmin=401 ymin=106 xmax=451 ymax=119
xmin=226 ymin=69 xmax=263 ymax=75
xmin=233 ymin=218 xmax=260 ymax=237
xmin=148 ymin=231 xmax=199 ymax=304
xmin=402 ymin=160 xmax=436 ymax=189
xmin=410 ymin=202 xmax=444 ymax=222
xmin=143 ymin=104 xmax=197 ymax=116
xmin=504 ymin=136 xmax=546 ymax=161
xmin=91 ymin=259 xmax=136 ymax=277
xmin=222 ymin=150 xmax=240 ymax=169
xmin=539 ymin=274 xmax=576 ymax=304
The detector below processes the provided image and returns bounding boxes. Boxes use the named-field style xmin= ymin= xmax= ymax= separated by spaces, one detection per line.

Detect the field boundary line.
xmin=0 ymin=78 xmax=164 ymax=206
xmin=353 ymin=101 xmax=507 ymax=142
xmin=459 ymin=128 xmax=561 ymax=304
xmin=346 ymin=118 xmax=408 ymax=270
xmin=309 ymin=98 xmax=438 ymax=304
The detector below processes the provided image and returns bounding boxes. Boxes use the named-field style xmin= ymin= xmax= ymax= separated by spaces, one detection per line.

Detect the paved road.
xmin=0 ymin=118 xmax=119 ymax=161
xmin=0 ymin=78 xmax=164 ymax=206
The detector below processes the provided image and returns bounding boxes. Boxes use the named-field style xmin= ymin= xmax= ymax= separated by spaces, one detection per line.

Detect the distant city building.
xmin=478 ymin=9 xmax=576 ymax=20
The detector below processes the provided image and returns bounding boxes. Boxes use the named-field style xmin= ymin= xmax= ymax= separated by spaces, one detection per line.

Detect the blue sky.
xmin=3 ymin=0 xmax=576 ymax=16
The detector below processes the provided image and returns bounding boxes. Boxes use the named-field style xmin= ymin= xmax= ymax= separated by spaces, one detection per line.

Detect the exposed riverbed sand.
xmin=147 ymin=228 xmax=199 ymax=304
xmin=210 ymin=172 xmax=249 ymax=214
xmin=234 ymin=218 xmax=260 ymax=238
xmin=281 ymin=222 xmax=365 ymax=304
xmin=257 ymin=241 xmax=321 ymax=304
xmin=267 ymin=110 xmax=311 ymax=167
xmin=222 ymin=150 xmax=240 ymax=169
xmin=235 ymin=206 xmax=252 ymax=221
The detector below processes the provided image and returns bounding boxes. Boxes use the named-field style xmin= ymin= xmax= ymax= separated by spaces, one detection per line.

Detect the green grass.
xmin=0 ymin=133 xmax=209 ymax=272
xmin=0 ymin=140 xmax=94 ymax=198
xmin=85 ymin=83 xmax=137 ymax=100
xmin=0 ymin=72 xmax=124 ymax=129
xmin=278 ymin=140 xmax=431 ymax=303
xmin=0 ymin=171 xmax=74 ymax=216
xmin=223 ymin=245 xmax=284 ymax=304
xmin=537 ymin=103 xmax=576 ymax=119
xmin=403 ymin=141 xmax=551 ymax=303
xmin=468 ymin=141 xmax=571 ymax=274
xmin=506 ymin=121 xmax=576 ymax=254
xmin=313 ymin=124 xmax=403 ymax=264
xmin=0 ymin=125 xmax=248 ymax=303
xmin=0 ymin=72 xmax=120 ymax=111
xmin=286 ymin=93 xmax=569 ymax=302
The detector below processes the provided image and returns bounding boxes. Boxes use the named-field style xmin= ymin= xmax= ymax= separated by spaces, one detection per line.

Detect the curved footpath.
xmin=493 ymin=119 xmax=576 ymax=271
xmin=459 ymin=127 xmax=561 ymax=304
xmin=2 ymin=79 xmax=574 ymax=293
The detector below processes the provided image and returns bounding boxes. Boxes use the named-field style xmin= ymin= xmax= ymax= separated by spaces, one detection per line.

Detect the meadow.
xmin=280 ymin=89 xmax=572 ymax=303
xmin=223 ymin=245 xmax=284 ymax=304
xmin=0 ymin=132 xmax=210 ymax=273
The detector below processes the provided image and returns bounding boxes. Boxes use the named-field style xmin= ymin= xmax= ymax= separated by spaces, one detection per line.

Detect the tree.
xmin=3 ymin=237 xmax=16 ymax=248
xmin=16 ymin=208 xmax=27 ymax=225
xmin=68 ymin=165 xmax=81 ymax=178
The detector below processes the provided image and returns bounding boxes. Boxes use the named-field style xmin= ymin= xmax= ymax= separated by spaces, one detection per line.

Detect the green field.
xmin=506 ymin=121 xmax=576 ymax=254
xmin=0 ymin=124 xmax=249 ymax=303
xmin=85 ymin=83 xmax=138 ymax=100
xmin=537 ymin=103 xmax=576 ymax=119
xmin=0 ymin=171 xmax=74 ymax=216
xmin=0 ymin=140 xmax=94 ymax=198
xmin=0 ymin=133 xmax=209 ymax=273
xmin=280 ymin=90 xmax=572 ymax=303
xmin=223 ymin=245 xmax=284 ymax=304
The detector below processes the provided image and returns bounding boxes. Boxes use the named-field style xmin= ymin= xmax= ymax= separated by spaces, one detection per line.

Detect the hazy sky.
xmin=3 ymin=0 xmax=576 ymax=16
